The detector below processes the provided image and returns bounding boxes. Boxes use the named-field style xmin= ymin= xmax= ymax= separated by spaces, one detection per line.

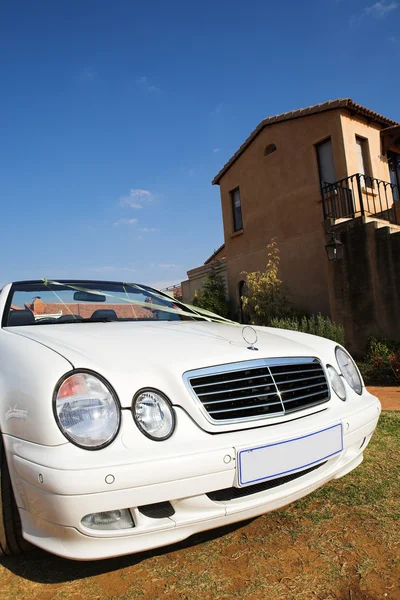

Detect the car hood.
xmin=11 ymin=320 xmax=328 ymax=408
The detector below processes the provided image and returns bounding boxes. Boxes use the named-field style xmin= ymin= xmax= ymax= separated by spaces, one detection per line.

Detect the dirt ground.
xmin=367 ymin=386 xmax=400 ymax=410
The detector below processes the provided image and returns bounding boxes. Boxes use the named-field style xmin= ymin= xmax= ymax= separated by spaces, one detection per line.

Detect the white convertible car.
xmin=0 ymin=280 xmax=380 ymax=560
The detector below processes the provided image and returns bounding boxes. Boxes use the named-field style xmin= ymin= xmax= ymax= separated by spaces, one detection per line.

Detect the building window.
xmin=356 ymin=136 xmax=373 ymax=186
xmin=264 ymin=143 xmax=277 ymax=157
xmin=231 ymin=187 xmax=243 ymax=232
xmin=316 ymin=137 xmax=336 ymax=186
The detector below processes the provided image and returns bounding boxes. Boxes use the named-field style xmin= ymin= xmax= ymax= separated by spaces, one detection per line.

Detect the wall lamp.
xmin=325 ymin=231 xmax=344 ymax=261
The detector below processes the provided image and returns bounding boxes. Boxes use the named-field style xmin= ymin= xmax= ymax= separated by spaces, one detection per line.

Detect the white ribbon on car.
xmin=40 ymin=279 xmax=78 ymax=319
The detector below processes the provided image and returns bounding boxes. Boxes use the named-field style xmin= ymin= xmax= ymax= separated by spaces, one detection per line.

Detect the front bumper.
xmin=5 ymin=394 xmax=381 ymax=560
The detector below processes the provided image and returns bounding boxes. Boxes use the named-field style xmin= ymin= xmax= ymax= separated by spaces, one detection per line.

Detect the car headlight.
xmin=54 ymin=371 xmax=120 ymax=449
xmin=327 ymin=365 xmax=346 ymax=401
xmin=335 ymin=347 xmax=363 ymax=395
xmin=133 ymin=389 xmax=175 ymax=440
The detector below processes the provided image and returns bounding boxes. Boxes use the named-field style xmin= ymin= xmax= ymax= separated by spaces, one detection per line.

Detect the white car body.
xmin=0 ymin=281 xmax=381 ymax=560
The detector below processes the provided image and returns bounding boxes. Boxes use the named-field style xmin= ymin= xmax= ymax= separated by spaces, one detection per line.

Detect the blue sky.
xmin=1 ymin=0 xmax=399 ymax=289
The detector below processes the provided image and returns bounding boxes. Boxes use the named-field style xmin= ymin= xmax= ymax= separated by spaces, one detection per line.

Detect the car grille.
xmin=186 ymin=358 xmax=329 ymax=423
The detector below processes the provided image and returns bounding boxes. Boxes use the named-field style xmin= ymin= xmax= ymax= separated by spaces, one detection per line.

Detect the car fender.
xmin=0 ymin=329 xmax=72 ymax=445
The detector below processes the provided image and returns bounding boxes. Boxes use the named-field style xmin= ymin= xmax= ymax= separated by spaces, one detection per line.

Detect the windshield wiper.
xmin=31 ymin=318 xmax=117 ymax=325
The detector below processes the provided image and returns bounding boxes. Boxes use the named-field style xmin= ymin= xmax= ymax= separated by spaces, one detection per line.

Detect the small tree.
xmin=192 ymin=261 xmax=229 ymax=317
xmin=241 ymin=238 xmax=292 ymax=325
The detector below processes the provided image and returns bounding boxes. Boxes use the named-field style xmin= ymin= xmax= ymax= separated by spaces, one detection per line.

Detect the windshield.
xmin=4 ymin=280 xmax=199 ymax=326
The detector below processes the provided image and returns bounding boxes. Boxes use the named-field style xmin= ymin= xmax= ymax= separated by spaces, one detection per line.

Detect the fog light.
xmin=81 ymin=508 xmax=134 ymax=530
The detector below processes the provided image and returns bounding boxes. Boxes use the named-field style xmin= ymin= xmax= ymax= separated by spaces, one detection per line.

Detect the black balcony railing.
xmin=321 ymin=173 xmax=400 ymax=225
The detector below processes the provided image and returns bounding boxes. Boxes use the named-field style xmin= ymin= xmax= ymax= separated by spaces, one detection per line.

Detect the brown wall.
xmin=218 ymin=110 xmax=347 ymax=317
xmin=327 ymin=218 xmax=400 ymax=354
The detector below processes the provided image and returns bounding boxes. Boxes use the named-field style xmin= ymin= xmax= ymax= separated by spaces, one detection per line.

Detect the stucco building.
xmin=181 ymin=244 xmax=227 ymax=304
xmin=183 ymin=98 xmax=400 ymax=350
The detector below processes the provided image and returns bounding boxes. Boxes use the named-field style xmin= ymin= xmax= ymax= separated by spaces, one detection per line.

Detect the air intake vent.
xmin=207 ymin=461 xmax=326 ymax=501
xmin=138 ymin=501 xmax=175 ymax=519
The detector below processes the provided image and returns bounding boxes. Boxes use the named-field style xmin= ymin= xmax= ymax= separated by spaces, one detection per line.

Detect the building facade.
xmin=181 ymin=244 xmax=227 ymax=304
xmin=212 ymin=99 xmax=399 ymax=321
xmin=184 ymin=99 xmax=400 ymax=350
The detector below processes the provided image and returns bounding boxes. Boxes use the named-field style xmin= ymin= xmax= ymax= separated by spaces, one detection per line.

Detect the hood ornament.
xmin=242 ymin=326 xmax=259 ymax=351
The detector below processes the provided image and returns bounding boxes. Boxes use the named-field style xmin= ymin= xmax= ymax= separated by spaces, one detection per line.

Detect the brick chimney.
xmin=31 ymin=297 xmax=45 ymax=314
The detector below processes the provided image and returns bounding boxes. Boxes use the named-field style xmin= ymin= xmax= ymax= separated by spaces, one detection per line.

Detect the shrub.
xmin=241 ymin=238 xmax=293 ymax=325
xmin=192 ymin=261 xmax=229 ymax=318
xmin=357 ymin=337 xmax=400 ymax=385
xmin=269 ymin=314 xmax=345 ymax=345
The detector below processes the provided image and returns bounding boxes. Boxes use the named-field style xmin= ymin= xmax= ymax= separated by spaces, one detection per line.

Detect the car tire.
xmin=0 ymin=435 xmax=31 ymax=555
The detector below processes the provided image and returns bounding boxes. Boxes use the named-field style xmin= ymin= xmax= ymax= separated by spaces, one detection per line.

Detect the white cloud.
xmin=365 ymin=1 xmax=398 ymax=16
xmin=119 ymin=189 xmax=153 ymax=208
xmin=140 ymin=227 xmax=159 ymax=232
xmin=212 ymin=148 xmax=220 ymax=153
xmin=130 ymin=189 xmax=152 ymax=198
xmin=158 ymin=263 xmax=180 ymax=269
xmin=136 ymin=76 xmax=160 ymax=93
xmin=350 ymin=0 xmax=398 ymax=25
xmin=113 ymin=218 xmax=138 ymax=226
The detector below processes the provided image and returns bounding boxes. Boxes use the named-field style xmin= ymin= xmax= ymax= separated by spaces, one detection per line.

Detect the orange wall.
xmin=218 ymin=110 xmax=346 ymax=317
xmin=340 ymin=113 xmax=397 ymax=215
xmin=340 ymin=113 xmax=391 ymax=182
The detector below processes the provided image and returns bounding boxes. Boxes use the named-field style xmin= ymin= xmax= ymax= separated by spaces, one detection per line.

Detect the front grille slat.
xmin=280 ymin=389 xmax=328 ymax=403
xmin=268 ymin=366 xmax=322 ymax=377
xmin=191 ymin=372 xmax=273 ymax=388
xmin=191 ymin=366 xmax=269 ymax=387
xmin=271 ymin=374 xmax=326 ymax=385
xmin=279 ymin=381 xmax=328 ymax=395
xmin=197 ymin=381 xmax=274 ymax=396
xmin=203 ymin=391 xmax=279 ymax=406
xmin=208 ymin=400 xmax=284 ymax=415
xmin=187 ymin=358 xmax=329 ymax=423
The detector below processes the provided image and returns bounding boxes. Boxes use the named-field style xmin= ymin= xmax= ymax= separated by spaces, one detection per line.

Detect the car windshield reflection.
xmin=5 ymin=280 xmax=198 ymax=326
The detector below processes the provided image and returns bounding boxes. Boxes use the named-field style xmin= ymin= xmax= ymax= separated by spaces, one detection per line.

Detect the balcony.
xmin=321 ymin=174 xmax=400 ymax=225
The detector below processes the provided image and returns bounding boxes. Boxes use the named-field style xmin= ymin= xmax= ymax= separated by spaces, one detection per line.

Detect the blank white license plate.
xmin=237 ymin=424 xmax=343 ymax=487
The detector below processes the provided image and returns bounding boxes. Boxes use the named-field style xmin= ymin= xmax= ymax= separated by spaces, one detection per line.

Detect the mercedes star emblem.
xmin=242 ymin=325 xmax=259 ymax=351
